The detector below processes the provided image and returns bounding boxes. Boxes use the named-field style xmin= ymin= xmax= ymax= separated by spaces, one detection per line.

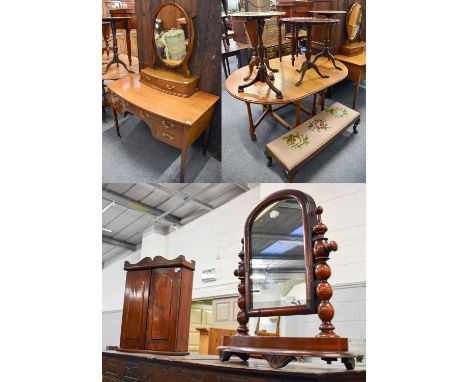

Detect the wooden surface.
xmin=335 ymin=51 xmax=366 ymax=66
xmin=135 ymin=0 xmax=221 ymax=159
xmin=103 ymin=350 xmax=366 ymax=381
xmin=108 ymin=74 xmax=218 ymax=126
xmin=225 ymin=55 xmax=347 ymax=105
xmin=335 ymin=52 xmax=365 ymax=108
xmin=119 ymin=256 xmax=195 ymax=354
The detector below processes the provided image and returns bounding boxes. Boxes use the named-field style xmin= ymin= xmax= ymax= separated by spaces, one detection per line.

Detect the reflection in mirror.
xmin=347 ymin=2 xmax=363 ymax=42
xmin=154 ymin=4 xmax=189 ymax=65
xmin=250 ymin=197 xmax=306 ymax=310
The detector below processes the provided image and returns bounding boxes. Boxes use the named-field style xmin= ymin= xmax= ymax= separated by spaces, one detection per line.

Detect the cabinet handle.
xmin=139 ymin=110 xmax=148 ymax=118
xmin=162 ymin=132 xmax=175 ymax=141
xmin=162 ymin=120 xmax=175 ymax=129
xmin=166 ymin=84 xmax=175 ymax=90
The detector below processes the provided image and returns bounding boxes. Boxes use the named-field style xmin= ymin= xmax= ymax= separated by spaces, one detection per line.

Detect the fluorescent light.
xmin=102 ymin=228 xmax=112 ymax=233
xmin=269 ymin=210 xmax=280 ymax=219
xmin=102 ymin=201 xmax=115 ymax=214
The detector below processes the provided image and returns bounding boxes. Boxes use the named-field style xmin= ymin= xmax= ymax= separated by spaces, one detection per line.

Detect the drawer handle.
xmin=162 ymin=132 xmax=175 ymax=141
xmin=139 ymin=110 xmax=149 ymax=118
xmin=166 ymin=84 xmax=175 ymax=90
xmin=162 ymin=120 xmax=175 ymax=129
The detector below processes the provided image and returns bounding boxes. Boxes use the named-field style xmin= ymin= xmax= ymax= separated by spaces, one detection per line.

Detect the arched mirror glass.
xmin=249 ymin=197 xmax=306 ymax=310
xmin=346 ymin=2 xmax=363 ymax=42
xmin=153 ymin=3 xmax=193 ymax=68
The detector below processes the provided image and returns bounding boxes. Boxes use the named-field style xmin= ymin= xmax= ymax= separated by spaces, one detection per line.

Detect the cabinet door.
xmin=119 ymin=270 xmax=150 ymax=350
xmin=145 ymin=268 xmax=181 ymax=351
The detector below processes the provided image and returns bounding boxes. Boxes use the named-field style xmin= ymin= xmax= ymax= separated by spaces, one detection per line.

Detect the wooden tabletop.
xmin=107 ymin=73 xmax=219 ymax=126
xmin=225 ymin=55 xmax=347 ymax=105
xmin=230 ymin=11 xmax=285 ymax=19
xmin=309 ymin=10 xmax=347 ymax=15
xmin=282 ymin=17 xmax=340 ymax=25
xmin=335 ymin=52 xmax=366 ymax=67
xmin=102 ymin=54 xmax=139 ymax=80
xmin=103 ymin=350 xmax=366 ymax=380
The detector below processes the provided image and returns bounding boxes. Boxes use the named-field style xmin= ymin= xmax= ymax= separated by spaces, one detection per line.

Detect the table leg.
xmin=246 ymin=102 xmax=257 ymax=142
xmin=352 ymin=71 xmax=362 ymax=110
xmin=222 ymin=57 xmax=228 ymax=79
xmin=203 ymin=116 xmax=213 ymax=156
xmin=180 ymin=146 xmax=188 ymax=183
xmin=311 ymin=24 xmax=342 ymax=71
xmin=295 ymin=99 xmax=301 ymax=126
xmin=113 ymin=107 xmax=121 ymax=138
xmin=312 ymin=93 xmax=317 ymax=116
xmin=126 ymin=27 xmax=132 ymax=66
xmin=102 ymin=80 xmax=107 ymax=122
xmin=236 ymin=52 xmax=242 ymax=69
xmin=278 ymin=18 xmax=283 ymax=62
xmin=296 ymin=25 xmax=328 ymax=86
xmin=103 ymin=21 xmax=133 ymax=74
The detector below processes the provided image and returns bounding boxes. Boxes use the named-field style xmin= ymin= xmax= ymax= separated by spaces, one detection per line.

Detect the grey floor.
xmin=102 ymin=107 xmax=221 ymax=183
xmin=221 ymin=57 xmax=366 ymax=183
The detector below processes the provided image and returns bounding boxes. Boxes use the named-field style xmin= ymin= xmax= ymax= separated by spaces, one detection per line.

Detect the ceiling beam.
xmin=102 ymin=189 xmax=181 ymax=225
xmin=155 ymin=183 xmax=217 ymax=221
xmin=102 ymin=235 xmax=137 ymax=251
xmin=151 ymin=183 xmax=215 ymax=210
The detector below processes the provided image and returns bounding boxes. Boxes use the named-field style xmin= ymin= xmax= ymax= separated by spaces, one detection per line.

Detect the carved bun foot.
xmin=219 ymin=350 xmax=232 ymax=362
xmin=236 ymin=353 xmax=250 ymax=361
xmin=263 ymin=354 xmax=296 ymax=369
xmin=342 ymin=357 xmax=356 ymax=370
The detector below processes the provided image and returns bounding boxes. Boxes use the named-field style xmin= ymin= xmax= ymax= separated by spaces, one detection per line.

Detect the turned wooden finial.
xmin=313 ymin=206 xmax=339 ymax=338
xmin=235 ymin=238 xmax=249 ymax=336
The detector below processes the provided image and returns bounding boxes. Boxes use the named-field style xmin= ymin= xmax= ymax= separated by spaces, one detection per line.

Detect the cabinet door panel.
xmin=120 ymin=270 xmax=150 ymax=350
xmin=145 ymin=268 xmax=181 ymax=351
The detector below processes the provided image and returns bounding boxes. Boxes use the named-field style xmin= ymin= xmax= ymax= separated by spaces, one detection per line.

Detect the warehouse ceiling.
xmin=102 ymin=183 xmax=255 ymax=268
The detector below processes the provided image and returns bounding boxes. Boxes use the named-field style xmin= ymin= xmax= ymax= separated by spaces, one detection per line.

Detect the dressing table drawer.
xmin=154 ymin=118 xmax=185 ymax=148
xmin=157 ymin=78 xmax=186 ymax=95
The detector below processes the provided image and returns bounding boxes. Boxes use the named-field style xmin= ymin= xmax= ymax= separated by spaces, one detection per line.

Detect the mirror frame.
xmin=151 ymin=2 xmax=194 ymax=76
xmin=346 ymin=2 xmax=363 ymax=42
xmin=244 ymin=189 xmax=317 ymax=318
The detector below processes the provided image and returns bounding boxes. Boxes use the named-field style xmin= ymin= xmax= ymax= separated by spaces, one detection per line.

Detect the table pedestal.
xmin=310 ymin=23 xmax=342 ymax=74
xmin=295 ymin=24 xmax=328 ymax=86
xmin=238 ymin=18 xmax=283 ymax=99
xmin=103 ymin=18 xmax=134 ymax=75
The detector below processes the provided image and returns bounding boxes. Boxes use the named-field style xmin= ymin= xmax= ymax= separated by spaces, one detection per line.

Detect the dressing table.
xmin=108 ymin=2 xmax=219 ymax=182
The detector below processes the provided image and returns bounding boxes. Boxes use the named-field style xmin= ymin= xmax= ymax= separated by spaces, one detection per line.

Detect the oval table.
xmin=225 ymin=55 xmax=347 ymax=141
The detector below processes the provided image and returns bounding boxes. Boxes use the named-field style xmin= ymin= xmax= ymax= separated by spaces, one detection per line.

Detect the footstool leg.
xmin=265 ymin=150 xmax=273 ymax=167
xmin=353 ymin=119 xmax=360 ymax=134
xmin=285 ymin=169 xmax=297 ymax=183
xmin=246 ymin=102 xmax=257 ymax=141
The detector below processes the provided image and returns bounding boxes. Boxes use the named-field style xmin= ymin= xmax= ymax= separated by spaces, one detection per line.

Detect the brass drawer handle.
xmin=139 ymin=110 xmax=149 ymax=118
xmin=162 ymin=120 xmax=175 ymax=129
xmin=166 ymin=84 xmax=175 ymax=90
xmin=162 ymin=132 xmax=175 ymax=141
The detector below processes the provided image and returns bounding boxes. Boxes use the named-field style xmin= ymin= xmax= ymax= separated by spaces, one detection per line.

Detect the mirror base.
xmin=339 ymin=41 xmax=366 ymax=57
xmin=140 ymin=67 xmax=199 ymax=98
xmin=218 ymin=336 xmax=355 ymax=369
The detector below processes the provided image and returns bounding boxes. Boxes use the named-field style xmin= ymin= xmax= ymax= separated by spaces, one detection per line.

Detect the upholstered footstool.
xmin=265 ymin=102 xmax=360 ymax=182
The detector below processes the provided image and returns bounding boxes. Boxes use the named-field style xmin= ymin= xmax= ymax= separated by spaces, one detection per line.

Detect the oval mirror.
xmin=244 ymin=190 xmax=317 ymax=317
xmin=346 ymin=2 xmax=363 ymax=42
xmin=152 ymin=2 xmax=194 ymax=71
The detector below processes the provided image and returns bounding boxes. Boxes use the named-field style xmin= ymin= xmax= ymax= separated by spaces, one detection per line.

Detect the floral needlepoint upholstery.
xmin=282 ymin=132 xmax=309 ymax=148
xmin=265 ymin=102 xmax=360 ymax=171
xmin=308 ymin=119 xmax=331 ymax=132
xmin=325 ymin=106 xmax=348 ymax=118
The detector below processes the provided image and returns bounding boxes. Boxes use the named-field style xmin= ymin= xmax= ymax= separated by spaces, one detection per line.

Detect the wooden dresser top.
xmin=108 ymin=74 xmax=219 ymax=126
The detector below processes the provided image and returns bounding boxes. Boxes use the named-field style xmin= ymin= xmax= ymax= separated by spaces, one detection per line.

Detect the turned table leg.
xmin=246 ymin=102 xmax=256 ymax=142
xmin=180 ymin=146 xmax=188 ymax=183
xmin=295 ymin=99 xmax=301 ymax=126
xmin=352 ymin=70 xmax=362 ymax=110
xmin=126 ymin=27 xmax=132 ymax=66
xmin=112 ymin=107 xmax=121 ymax=138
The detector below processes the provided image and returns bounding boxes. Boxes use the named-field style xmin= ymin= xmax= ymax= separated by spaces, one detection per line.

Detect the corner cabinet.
xmin=118 ymin=256 xmax=195 ymax=355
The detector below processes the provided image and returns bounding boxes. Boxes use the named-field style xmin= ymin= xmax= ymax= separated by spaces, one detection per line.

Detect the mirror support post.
xmin=313 ymin=206 xmax=339 ymax=338
xmin=234 ymin=238 xmax=249 ymax=335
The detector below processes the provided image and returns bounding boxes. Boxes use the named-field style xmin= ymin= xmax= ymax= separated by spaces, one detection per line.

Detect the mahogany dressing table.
xmin=102 ymin=16 xmax=134 ymax=74
xmin=108 ymin=3 xmax=219 ymax=182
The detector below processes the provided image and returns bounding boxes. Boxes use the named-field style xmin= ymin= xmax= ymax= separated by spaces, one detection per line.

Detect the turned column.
xmin=234 ymin=238 xmax=249 ymax=335
xmin=312 ymin=206 xmax=339 ymax=338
